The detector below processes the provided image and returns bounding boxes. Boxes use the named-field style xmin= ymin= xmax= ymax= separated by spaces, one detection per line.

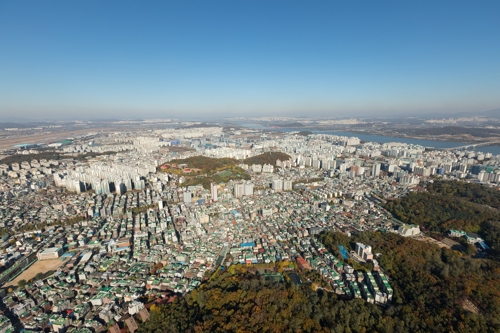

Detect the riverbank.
xmin=239 ymin=123 xmax=500 ymax=155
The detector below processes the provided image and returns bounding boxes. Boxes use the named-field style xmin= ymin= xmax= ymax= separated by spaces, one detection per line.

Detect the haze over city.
xmin=1 ymin=0 xmax=500 ymax=120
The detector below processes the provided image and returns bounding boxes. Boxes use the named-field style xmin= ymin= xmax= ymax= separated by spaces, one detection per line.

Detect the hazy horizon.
xmin=1 ymin=1 xmax=499 ymax=119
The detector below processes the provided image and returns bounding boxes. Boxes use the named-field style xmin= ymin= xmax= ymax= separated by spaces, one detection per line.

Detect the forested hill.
xmin=140 ymin=232 xmax=500 ymax=333
xmin=168 ymin=156 xmax=238 ymax=173
xmin=320 ymin=232 xmax=500 ymax=333
xmin=384 ymin=180 xmax=500 ymax=259
xmin=427 ymin=180 xmax=500 ymax=209
xmin=243 ymin=152 xmax=291 ymax=166
xmin=163 ymin=156 xmax=250 ymax=189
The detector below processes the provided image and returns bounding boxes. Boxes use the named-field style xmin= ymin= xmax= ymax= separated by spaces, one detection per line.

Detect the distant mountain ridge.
xmin=480 ymin=108 xmax=500 ymax=118
xmin=1 ymin=107 xmax=499 ymax=123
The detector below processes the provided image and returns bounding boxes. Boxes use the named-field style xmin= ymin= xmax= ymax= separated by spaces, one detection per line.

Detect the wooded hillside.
xmin=243 ymin=152 xmax=291 ymax=166
xmin=384 ymin=181 xmax=500 ymax=259
xmin=140 ymin=232 xmax=500 ymax=333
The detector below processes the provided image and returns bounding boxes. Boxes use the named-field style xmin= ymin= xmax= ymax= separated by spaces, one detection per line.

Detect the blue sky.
xmin=0 ymin=1 xmax=499 ymax=119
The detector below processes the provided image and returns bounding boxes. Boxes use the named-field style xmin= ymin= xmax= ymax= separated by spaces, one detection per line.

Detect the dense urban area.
xmin=0 ymin=123 xmax=499 ymax=333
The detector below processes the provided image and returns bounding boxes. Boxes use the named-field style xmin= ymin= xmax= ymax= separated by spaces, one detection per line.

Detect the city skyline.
xmin=1 ymin=1 xmax=500 ymax=119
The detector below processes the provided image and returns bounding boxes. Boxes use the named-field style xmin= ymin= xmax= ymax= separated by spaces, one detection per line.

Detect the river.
xmin=238 ymin=123 xmax=500 ymax=155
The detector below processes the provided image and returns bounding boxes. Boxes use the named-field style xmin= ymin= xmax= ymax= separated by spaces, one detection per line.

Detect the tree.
xmin=18 ymin=279 xmax=27 ymax=288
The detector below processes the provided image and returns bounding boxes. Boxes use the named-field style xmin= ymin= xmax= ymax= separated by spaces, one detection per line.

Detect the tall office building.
xmin=211 ymin=182 xmax=218 ymax=202
xmin=372 ymin=164 xmax=381 ymax=177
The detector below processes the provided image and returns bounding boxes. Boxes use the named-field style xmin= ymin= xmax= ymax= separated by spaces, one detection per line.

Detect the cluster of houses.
xmin=0 ymin=126 xmax=497 ymax=332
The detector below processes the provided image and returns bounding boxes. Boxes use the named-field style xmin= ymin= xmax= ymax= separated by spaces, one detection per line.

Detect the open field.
xmin=412 ymin=234 xmax=451 ymax=249
xmin=5 ymin=259 xmax=64 ymax=286
xmin=0 ymin=127 xmax=116 ymax=150
xmin=462 ymin=299 xmax=480 ymax=314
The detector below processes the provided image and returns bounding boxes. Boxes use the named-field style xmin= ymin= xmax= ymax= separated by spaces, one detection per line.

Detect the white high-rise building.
xmin=73 ymin=180 xmax=83 ymax=194
xmin=211 ymin=183 xmax=218 ymax=202
xmin=244 ymin=183 xmax=254 ymax=196
xmin=234 ymin=183 xmax=245 ymax=198
xmin=233 ymin=182 xmax=253 ymax=197
xmin=262 ymin=164 xmax=274 ymax=173
xmin=477 ymin=172 xmax=487 ymax=182
xmin=346 ymin=137 xmax=360 ymax=146
xmin=252 ymin=164 xmax=262 ymax=173
xmin=117 ymin=181 xmax=126 ymax=195
xmin=399 ymin=175 xmax=420 ymax=185
xmin=272 ymin=179 xmax=283 ymax=192
xmin=372 ymin=164 xmax=381 ymax=177
xmin=101 ymin=180 xmax=110 ymax=194
xmin=355 ymin=243 xmax=373 ymax=261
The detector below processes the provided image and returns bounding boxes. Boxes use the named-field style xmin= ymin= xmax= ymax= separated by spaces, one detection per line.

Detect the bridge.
xmin=442 ymin=141 xmax=500 ymax=151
